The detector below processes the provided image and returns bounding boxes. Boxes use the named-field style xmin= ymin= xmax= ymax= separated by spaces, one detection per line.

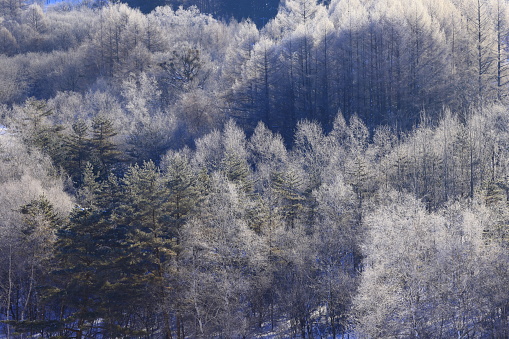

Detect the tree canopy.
xmin=3 ymin=0 xmax=509 ymax=337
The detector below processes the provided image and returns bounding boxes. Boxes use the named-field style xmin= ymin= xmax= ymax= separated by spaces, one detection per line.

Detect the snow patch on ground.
xmin=250 ymin=306 xmax=358 ymax=339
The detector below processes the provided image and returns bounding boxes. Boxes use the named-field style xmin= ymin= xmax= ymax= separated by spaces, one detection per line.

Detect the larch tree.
xmin=312 ymin=174 xmax=359 ymax=337
xmin=178 ymin=172 xmax=264 ymax=338
xmin=490 ymin=0 xmax=509 ymax=100
xmin=282 ymin=0 xmax=322 ymax=120
xmin=221 ymin=19 xmax=259 ymax=91
xmin=328 ymin=0 xmax=369 ymax=121
xmin=311 ymin=7 xmax=335 ymax=126
xmin=454 ymin=0 xmax=499 ymax=104
xmin=230 ymin=37 xmax=276 ymax=130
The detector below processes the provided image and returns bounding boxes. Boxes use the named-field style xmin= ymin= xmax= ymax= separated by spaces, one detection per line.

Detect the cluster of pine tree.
xmin=3 ymin=0 xmax=509 ymax=338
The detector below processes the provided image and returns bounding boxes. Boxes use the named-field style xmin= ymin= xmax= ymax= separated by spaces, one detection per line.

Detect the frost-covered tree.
xmin=354 ymin=193 xmax=507 ymax=338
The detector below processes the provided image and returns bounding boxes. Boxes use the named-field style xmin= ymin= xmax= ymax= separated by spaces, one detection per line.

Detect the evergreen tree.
xmin=19 ymin=196 xmax=60 ymax=261
xmin=221 ymin=151 xmax=253 ymax=193
xmin=115 ymin=158 xmax=206 ymax=339
xmin=5 ymin=197 xmax=62 ymax=336
xmin=271 ymin=168 xmax=307 ymax=229
xmin=18 ymin=99 xmax=66 ymax=167
xmin=64 ymin=120 xmax=91 ymax=186
xmin=44 ymin=171 xmax=142 ymax=338
xmin=164 ymin=152 xmax=201 ymax=234
xmin=90 ymin=115 xmax=122 ymax=177
xmin=163 ymin=151 xmax=209 ymax=339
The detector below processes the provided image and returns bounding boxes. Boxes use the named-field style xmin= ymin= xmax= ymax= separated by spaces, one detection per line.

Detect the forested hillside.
xmin=122 ymin=0 xmax=280 ymax=27
xmin=2 ymin=0 xmax=509 ymax=338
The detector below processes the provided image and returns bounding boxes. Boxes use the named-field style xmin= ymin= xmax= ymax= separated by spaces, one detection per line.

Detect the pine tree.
xmin=45 ymin=172 xmax=141 ymax=338
xmin=19 ymin=196 xmax=60 ymax=260
xmin=90 ymin=115 xmax=122 ymax=177
xmin=162 ymin=152 xmax=205 ymax=339
xmin=64 ymin=120 xmax=91 ymax=186
xmin=221 ymin=151 xmax=254 ymax=193
xmin=18 ymin=99 xmax=66 ymax=167
xmin=271 ymin=168 xmax=307 ymax=229
xmin=117 ymin=161 xmax=178 ymax=339
xmin=164 ymin=152 xmax=201 ymax=234
xmin=5 ymin=197 xmax=62 ymax=336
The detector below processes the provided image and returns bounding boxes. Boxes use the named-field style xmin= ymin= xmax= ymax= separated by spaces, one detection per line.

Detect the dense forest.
xmin=121 ymin=0 xmax=281 ymax=27
xmin=2 ymin=0 xmax=509 ymax=338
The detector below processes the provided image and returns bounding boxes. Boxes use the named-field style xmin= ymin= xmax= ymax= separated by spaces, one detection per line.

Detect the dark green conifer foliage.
xmin=117 ymin=161 xmax=178 ymax=339
xmin=163 ymin=153 xmax=203 ymax=338
xmin=221 ymin=152 xmax=253 ymax=193
xmin=65 ymin=120 xmax=91 ymax=185
xmin=19 ymin=195 xmax=61 ymax=276
xmin=45 ymin=170 xmax=144 ymax=338
xmin=119 ymin=161 xmax=176 ymax=267
xmin=483 ymin=180 xmax=507 ymax=206
xmin=271 ymin=169 xmax=306 ymax=229
xmin=6 ymin=197 xmax=61 ymax=336
xmin=20 ymin=99 xmax=66 ymax=166
xmin=245 ymin=194 xmax=271 ymax=234
xmin=90 ymin=115 xmax=122 ymax=177
xmin=20 ymin=196 xmax=60 ymax=238
xmin=165 ymin=153 xmax=201 ymax=232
